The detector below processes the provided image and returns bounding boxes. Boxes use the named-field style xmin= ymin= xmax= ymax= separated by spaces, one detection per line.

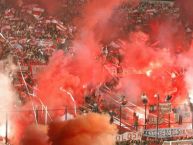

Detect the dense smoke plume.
xmin=35 ymin=0 xmax=193 ymax=113
xmin=7 ymin=0 xmax=125 ymax=144
xmin=175 ymin=1 xmax=193 ymax=102
xmin=0 ymin=70 xmax=15 ymax=111
xmin=0 ymin=71 xmax=15 ymax=137
xmin=0 ymin=58 xmax=19 ymax=144
xmin=20 ymin=125 xmax=49 ymax=145
xmin=36 ymin=0 xmax=124 ymax=111
xmin=10 ymin=103 xmax=39 ymax=145
xmin=150 ymin=17 xmax=188 ymax=53
xmin=4 ymin=0 xmax=193 ymax=144
xmin=20 ymin=113 xmax=117 ymax=145
xmin=118 ymin=30 xmax=188 ymax=104
xmin=36 ymin=50 xmax=83 ymax=110
xmin=177 ymin=42 xmax=193 ymax=103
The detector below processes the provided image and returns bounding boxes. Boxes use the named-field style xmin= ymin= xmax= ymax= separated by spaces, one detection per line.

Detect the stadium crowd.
xmin=0 ymin=0 xmax=192 ymax=134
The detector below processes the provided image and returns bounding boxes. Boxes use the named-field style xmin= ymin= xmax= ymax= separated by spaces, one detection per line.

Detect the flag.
xmin=23 ymin=4 xmax=45 ymax=20
xmin=4 ymin=9 xmax=14 ymax=19
xmin=159 ymin=103 xmax=171 ymax=114
xmin=33 ymin=7 xmax=45 ymax=13
xmin=38 ymin=39 xmax=53 ymax=47
xmin=32 ymin=7 xmax=44 ymax=19
xmin=148 ymin=115 xmax=164 ymax=125
xmin=56 ymin=23 xmax=67 ymax=32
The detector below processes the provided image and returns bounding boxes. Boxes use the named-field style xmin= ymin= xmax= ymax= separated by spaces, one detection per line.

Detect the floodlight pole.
xmin=5 ymin=113 xmax=8 ymax=145
xmin=156 ymin=94 xmax=160 ymax=145
xmin=119 ymin=105 xmax=122 ymax=132
xmin=190 ymin=103 xmax=193 ymax=129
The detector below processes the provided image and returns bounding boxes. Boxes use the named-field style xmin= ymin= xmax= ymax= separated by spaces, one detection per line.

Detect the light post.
xmin=5 ymin=113 xmax=8 ymax=145
xmin=35 ymin=107 xmax=39 ymax=124
xmin=141 ymin=93 xmax=148 ymax=129
xmin=165 ymin=95 xmax=172 ymax=128
xmin=119 ymin=105 xmax=122 ymax=131
xmin=65 ymin=106 xmax=68 ymax=120
xmin=154 ymin=94 xmax=160 ymax=144
xmin=190 ymin=102 xmax=193 ymax=129
xmin=119 ymin=96 xmax=127 ymax=133
xmin=188 ymin=95 xmax=193 ymax=129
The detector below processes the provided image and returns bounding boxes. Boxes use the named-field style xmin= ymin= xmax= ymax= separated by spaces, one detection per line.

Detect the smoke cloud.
xmin=116 ymin=31 xmax=186 ymax=104
xmin=20 ymin=125 xmax=49 ymax=145
xmin=20 ymin=113 xmax=117 ymax=145
xmin=6 ymin=0 xmax=193 ymax=144
xmin=0 ymin=72 xmax=15 ymax=111
xmin=0 ymin=72 xmax=15 ymax=137
xmin=36 ymin=0 xmax=124 ymax=112
xmin=0 ymin=57 xmax=17 ymax=138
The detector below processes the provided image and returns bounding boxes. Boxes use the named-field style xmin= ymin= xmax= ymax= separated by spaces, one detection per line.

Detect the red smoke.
xmin=36 ymin=0 xmax=124 ymax=112
xmin=49 ymin=113 xmax=117 ymax=145
xmin=12 ymin=1 xmax=124 ymax=143
xmin=119 ymin=30 xmax=187 ymax=104
xmin=20 ymin=113 xmax=117 ymax=145
xmin=20 ymin=125 xmax=49 ymax=145
xmin=150 ymin=17 xmax=188 ymax=53
xmin=35 ymin=0 xmax=191 ymax=123
xmin=36 ymin=50 xmax=84 ymax=110
xmin=10 ymin=104 xmax=38 ymax=145
xmin=9 ymin=0 xmax=193 ymax=144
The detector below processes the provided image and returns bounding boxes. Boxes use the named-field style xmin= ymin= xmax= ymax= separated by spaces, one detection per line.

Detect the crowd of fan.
xmin=79 ymin=0 xmax=185 ymax=128
xmin=0 ymin=0 xmax=191 ymax=133
xmin=0 ymin=6 xmax=75 ymax=64
xmin=0 ymin=0 xmax=182 ymax=64
xmin=127 ymin=1 xmax=179 ymax=27
xmin=0 ymin=0 xmax=182 ymax=65
xmin=2 ymin=0 xmax=181 ymax=124
xmin=0 ymin=1 xmax=82 ymax=105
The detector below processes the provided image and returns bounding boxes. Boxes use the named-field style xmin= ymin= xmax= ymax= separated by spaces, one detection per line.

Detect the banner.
xmin=183 ymin=112 xmax=190 ymax=118
xmin=163 ymin=140 xmax=193 ymax=145
xmin=159 ymin=103 xmax=171 ymax=114
xmin=116 ymin=132 xmax=142 ymax=142
xmin=148 ymin=115 xmax=164 ymax=125
xmin=143 ymin=128 xmax=193 ymax=138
